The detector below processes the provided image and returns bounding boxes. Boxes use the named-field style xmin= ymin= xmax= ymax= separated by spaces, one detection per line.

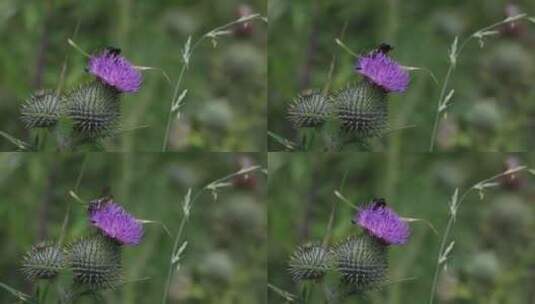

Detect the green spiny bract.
xmin=332 ymin=236 xmax=388 ymax=291
xmin=21 ymin=241 xmax=65 ymax=281
xmin=288 ymin=243 xmax=332 ymax=281
xmin=288 ymin=92 xmax=331 ymax=128
xmin=67 ymin=235 xmax=122 ymax=290
xmin=20 ymin=91 xmax=63 ymax=129
xmin=65 ymin=81 xmax=121 ymax=139
xmin=332 ymin=81 xmax=388 ymax=139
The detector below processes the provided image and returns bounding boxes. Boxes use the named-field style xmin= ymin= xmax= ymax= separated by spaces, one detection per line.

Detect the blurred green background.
xmin=0 ymin=0 xmax=266 ymax=152
xmin=268 ymin=152 xmax=535 ymax=303
xmin=268 ymin=0 xmax=535 ymax=151
xmin=0 ymin=152 xmax=266 ymax=303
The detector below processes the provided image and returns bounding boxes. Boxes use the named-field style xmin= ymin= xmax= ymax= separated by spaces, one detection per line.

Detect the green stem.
xmin=428 ymin=64 xmax=455 ymax=152
xmin=428 ymin=166 xmax=527 ymax=303
xmin=161 ymin=166 xmax=262 ymax=303
xmin=162 ymin=65 xmax=187 ymax=152
xmin=428 ymin=14 xmax=529 ymax=151
xmin=161 ymin=14 xmax=264 ymax=151
xmin=58 ymin=155 xmax=88 ymax=247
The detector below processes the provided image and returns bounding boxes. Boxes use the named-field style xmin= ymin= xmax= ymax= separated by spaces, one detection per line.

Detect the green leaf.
xmin=0 ymin=282 xmax=34 ymax=303
xmin=0 ymin=131 xmax=33 ymax=150
xmin=267 ymin=131 xmax=296 ymax=150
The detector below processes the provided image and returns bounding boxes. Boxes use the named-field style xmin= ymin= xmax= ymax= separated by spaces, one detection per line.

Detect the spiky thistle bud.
xmin=65 ymin=81 xmax=120 ymax=138
xmin=20 ymin=91 xmax=63 ymax=129
xmin=21 ymin=241 xmax=65 ymax=281
xmin=332 ymin=236 xmax=388 ymax=291
xmin=332 ymin=81 xmax=388 ymax=138
xmin=67 ymin=235 xmax=122 ymax=290
xmin=288 ymin=243 xmax=332 ymax=281
xmin=288 ymin=92 xmax=331 ymax=128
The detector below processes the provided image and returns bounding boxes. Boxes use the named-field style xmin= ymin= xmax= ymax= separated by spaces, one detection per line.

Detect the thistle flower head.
xmin=333 ymin=82 xmax=388 ymax=138
xmin=67 ymin=235 xmax=122 ymax=290
xmin=21 ymin=241 xmax=65 ymax=281
xmin=88 ymin=198 xmax=143 ymax=246
xmin=288 ymin=243 xmax=331 ymax=281
xmin=20 ymin=91 xmax=63 ymax=129
xmin=287 ymin=92 xmax=331 ymax=128
xmin=333 ymin=236 xmax=388 ymax=291
xmin=354 ymin=199 xmax=410 ymax=246
xmin=355 ymin=51 xmax=409 ymax=93
xmin=88 ymin=49 xmax=142 ymax=93
xmin=66 ymin=81 xmax=121 ymax=138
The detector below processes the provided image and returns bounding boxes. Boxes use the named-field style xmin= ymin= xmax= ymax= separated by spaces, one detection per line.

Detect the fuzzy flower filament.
xmin=88 ymin=49 xmax=143 ymax=93
xmin=89 ymin=199 xmax=144 ymax=246
xmin=354 ymin=199 xmax=410 ymax=245
xmin=355 ymin=52 xmax=409 ymax=93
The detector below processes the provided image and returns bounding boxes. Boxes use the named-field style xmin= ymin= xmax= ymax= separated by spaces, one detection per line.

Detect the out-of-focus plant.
xmin=161 ymin=13 xmax=267 ymax=152
xmin=428 ymin=164 xmax=533 ymax=303
xmin=428 ymin=13 xmax=535 ymax=151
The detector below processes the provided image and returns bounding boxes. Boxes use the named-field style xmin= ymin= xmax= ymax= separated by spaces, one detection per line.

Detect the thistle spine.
xmin=332 ymin=81 xmax=388 ymax=139
xmin=21 ymin=241 xmax=65 ymax=281
xmin=20 ymin=91 xmax=63 ymax=129
xmin=287 ymin=92 xmax=331 ymax=128
xmin=65 ymin=81 xmax=121 ymax=139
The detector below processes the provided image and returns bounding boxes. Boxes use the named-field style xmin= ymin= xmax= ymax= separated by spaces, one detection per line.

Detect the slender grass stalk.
xmin=57 ymin=154 xmax=88 ymax=247
xmin=428 ymin=166 xmax=529 ymax=304
xmin=322 ymin=21 xmax=348 ymax=95
xmin=161 ymin=14 xmax=266 ymax=151
xmin=161 ymin=165 xmax=262 ymax=304
xmin=428 ymin=13 xmax=531 ymax=151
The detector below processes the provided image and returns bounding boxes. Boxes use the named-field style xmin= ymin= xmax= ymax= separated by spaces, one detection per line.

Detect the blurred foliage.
xmin=0 ymin=152 xmax=266 ymax=303
xmin=267 ymin=153 xmax=535 ymax=303
xmin=268 ymin=0 xmax=535 ymax=151
xmin=0 ymin=0 xmax=266 ymax=151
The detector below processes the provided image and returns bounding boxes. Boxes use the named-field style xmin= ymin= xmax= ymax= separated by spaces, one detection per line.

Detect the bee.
xmin=376 ymin=43 xmax=393 ymax=54
xmin=88 ymin=187 xmax=114 ymax=214
xmin=88 ymin=197 xmax=113 ymax=214
xmin=32 ymin=241 xmax=49 ymax=250
xmin=106 ymin=46 xmax=122 ymax=56
xmin=371 ymin=198 xmax=386 ymax=209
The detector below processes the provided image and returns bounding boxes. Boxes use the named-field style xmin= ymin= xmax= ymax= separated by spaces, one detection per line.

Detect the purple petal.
xmin=89 ymin=201 xmax=144 ymax=246
xmin=354 ymin=201 xmax=410 ymax=245
xmin=355 ymin=52 xmax=410 ymax=93
xmin=88 ymin=50 xmax=143 ymax=93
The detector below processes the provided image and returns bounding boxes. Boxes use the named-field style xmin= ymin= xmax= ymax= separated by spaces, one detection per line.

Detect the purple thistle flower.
xmin=355 ymin=52 xmax=409 ymax=93
xmin=89 ymin=199 xmax=143 ymax=246
xmin=354 ymin=199 xmax=410 ymax=245
xmin=88 ymin=49 xmax=143 ymax=93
